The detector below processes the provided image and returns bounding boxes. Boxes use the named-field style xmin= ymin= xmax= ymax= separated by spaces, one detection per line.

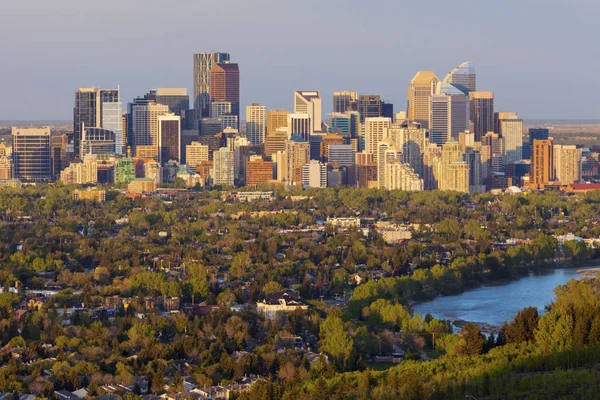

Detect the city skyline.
xmin=2 ymin=0 xmax=600 ymax=121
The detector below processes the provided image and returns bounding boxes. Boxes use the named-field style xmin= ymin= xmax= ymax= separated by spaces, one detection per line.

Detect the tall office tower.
xmin=320 ymin=134 xmax=344 ymax=161
xmin=267 ymin=109 xmax=290 ymax=135
xmin=443 ymin=61 xmax=476 ymax=95
xmin=284 ymin=136 xmax=310 ymax=185
xmin=74 ymin=88 xmax=122 ymax=157
xmin=465 ymin=149 xmax=485 ymax=193
xmin=309 ymin=134 xmax=324 ymax=161
xmin=365 ymin=117 xmax=392 ymax=160
xmin=469 ymin=91 xmax=494 ymax=141
xmin=497 ymin=112 xmax=523 ymax=166
xmin=329 ymin=112 xmax=360 ymax=138
xmin=381 ymin=101 xmax=394 ymax=120
xmin=423 ymin=143 xmax=442 ymax=190
xmin=358 ymin=95 xmax=382 ymax=123
xmin=264 ymin=130 xmax=288 ymax=159
xmin=210 ymin=101 xmax=232 ymax=118
xmin=302 ymin=160 xmax=327 ymax=188
xmin=328 ymin=144 xmax=354 ymax=167
xmin=385 ymin=122 xmax=427 ymax=176
xmin=377 ymin=141 xmax=402 ymax=189
xmin=482 ymin=132 xmax=503 ymax=174
xmin=530 ymin=139 xmax=554 ymax=188
xmin=0 ymin=157 xmax=13 ymax=180
xmin=51 ymin=134 xmax=69 ymax=178
xmin=155 ymin=88 xmax=189 ymax=115
xmin=221 ymin=115 xmax=238 ymax=132
xmin=524 ymin=128 xmax=549 ymax=160
xmin=213 ymin=147 xmax=235 ymax=186
xmin=384 ymin=161 xmax=423 ymax=191
xmin=199 ymin=118 xmax=222 ymax=137
xmin=193 ymin=52 xmax=230 ymax=117
xmin=294 ymin=91 xmax=322 ymax=132
xmin=407 ymin=71 xmax=439 ymax=129
xmin=458 ymin=131 xmax=475 ymax=152
xmin=131 ymin=102 xmax=169 ymax=159
xmin=80 ymin=127 xmax=117 ymax=157
xmin=287 ymin=113 xmax=312 ymax=141
xmin=12 ymin=127 xmax=51 ymax=182
xmin=186 ymin=142 xmax=209 ymax=170
xmin=158 ymin=114 xmax=181 ymax=164
xmin=246 ymin=103 xmax=267 ymax=146
xmin=440 ymin=140 xmax=465 ymax=191
xmin=333 ymin=91 xmax=358 ymax=113
xmin=210 ymin=63 xmax=240 ymax=125
xmin=429 ymin=94 xmax=469 ymax=145
xmin=554 ymin=145 xmax=582 ymax=185
xmin=180 ymin=129 xmax=200 ymax=164
xmin=246 ymin=156 xmax=273 ymax=186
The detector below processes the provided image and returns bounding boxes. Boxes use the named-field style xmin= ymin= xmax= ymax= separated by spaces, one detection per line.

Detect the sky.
xmin=1 ymin=0 xmax=598 ymax=121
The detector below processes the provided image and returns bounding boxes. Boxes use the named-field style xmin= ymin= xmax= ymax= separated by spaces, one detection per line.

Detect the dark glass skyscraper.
xmin=523 ymin=128 xmax=549 ymax=160
xmin=193 ymin=52 xmax=230 ymax=118
xmin=358 ymin=95 xmax=381 ymax=123
xmin=210 ymin=63 xmax=240 ymax=125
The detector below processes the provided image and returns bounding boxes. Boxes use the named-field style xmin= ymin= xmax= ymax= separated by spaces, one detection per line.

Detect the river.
xmin=412 ymin=268 xmax=594 ymax=331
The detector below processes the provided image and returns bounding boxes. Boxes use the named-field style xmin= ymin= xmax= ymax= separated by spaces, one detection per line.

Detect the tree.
xmin=505 ymin=307 xmax=539 ymax=344
xmin=455 ymin=323 xmax=485 ymax=356
xmin=319 ymin=315 xmax=355 ymax=371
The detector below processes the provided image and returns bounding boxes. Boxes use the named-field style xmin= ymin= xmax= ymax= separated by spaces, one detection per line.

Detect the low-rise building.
xmin=256 ymin=291 xmax=308 ymax=320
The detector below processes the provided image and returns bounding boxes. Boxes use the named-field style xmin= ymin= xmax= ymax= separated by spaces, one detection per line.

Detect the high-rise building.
xmin=131 ymin=102 xmax=169 ymax=159
xmin=385 ymin=121 xmax=428 ymax=177
xmin=469 ymin=91 xmax=494 ymax=141
xmin=328 ymin=144 xmax=354 ymax=167
xmin=429 ymin=92 xmax=469 ymax=145
xmin=482 ymin=132 xmax=504 ymax=174
xmin=210 ymin=101 xmax=232 ymax=119
xmin=445 ymin=161 xmax=470 ymax=193
xmin=465 ymin=149 xmax=485 ymax=193
xmin=320 ymin=134 xmax=344 ymax=161
xmin=358 ymin=95 xmax=382 ymax=123
xmin=12 ymin=127 xmax=51 ymax=182
xmin=333 ymin=91 xmax=357 ymax=113
xmin=294 ymin=91 xmax=322 ymax=133
xmin=60 ymin=154 xmax=98 ymax=185
xmin=384 ymin=161 xmax=423 ymax=191
xmin=524 ymin=128 xmax=549 ymax=160
xmin=210 ymin=63 xmax=240 ymax=125
xmin=143 ymin=161 xmax=162 ymax=183
xmin=554 ymin=144 xmax=582 ymax=185
xmin=264 ymin=130 xmax=288 ymax=159
xmin=246 ymin=103 xmax=267 ymax=147
xmin=74 ymin=88 xmax=122 ymax=157
xmin=377 ymin=140 xmax=401 ymax=189
xmin=80 ymin=127 xmax=117 ymax=158
xmin=443 ymin=62 xmax=476 ymax=95
xmin=51 ymin=134 xmax=69 ymax=178
xmin=267 ymin=110 xmax=290 ymax=136
xmin=213 ymin=147 xmax=235 ymax=186
xmin=287 ymin=113 xmax=312 ymax=141
xmin=0 ymin=156 xmax=13 ymax=180
xmin=440 ymin=140 xmax=466 ymax=191
xmin=407 ymin=71 xmax=439 ymax=129
xmin=158 ymin=114 xmax=181 ymax=164
xmin=193 ymin=52 xmax=230 ymax=117
xmin=114 ymin=158 xmax=135 ymax=184
xmin=423 ymin=143 xmax=442 ymax=190
xmin=246 ymin=156 xmax=273 ymax=186
xmin=497 ymin=112 xmax=523 ymax=166
xmin=155 ymin=88 xmax=189 ymax=115
xmin=199 ymin=118 xmax=222 ymax=137
xmin=530 ymin=139 xmax=554 ymax=188
xmin=364 ymin=117 xmax=392 ymax=159
xmin=329 ymin=112 xmax=360 ymax=138
xmin=302 ymin=160 xmax=327 ymax=188
xmin=186 ymin=142 xmax=209 ymax=169
xmin=284 ymin=136 xmax=310 ymax=185
xmin=381 ymin=101 xmax=394 ymax=120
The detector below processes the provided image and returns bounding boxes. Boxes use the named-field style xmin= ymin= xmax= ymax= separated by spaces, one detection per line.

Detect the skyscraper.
xmin=294 ymin=91 xmax=322 ymax=133
xmin=443 ymin=62 xmax=476 ymax=95
xmin=497 ymin=112 xmax=523 ymax=166
xmin=246 ymin=103 xmax=267 ymax=147
xmin=333 ymin=91 xmax=357 ymax=113
xmin=302 ymin=160 xmax=327 ymax=188
xmin=385 ymin=121 xmax=428 ymax=176
xmin=482 ymin=132 xmax=504 ymax=174
xmin=358 ymin=95 xmax=382 ymax=123
xmin=158 ymin=114 xmax=181 ymax=164
xmin=285 ymin=136 xmax=310 ymax=185
xmin=12 ymin=127 xmax=52 ymax=182
xmin=407 ymin=71 xmax=439 ymax=129
xmin=193 ymin=52 xmax=230 ymax=117
xmin=213 ymin=147 xmax=235 ymax=186
xmin=155 ymin=88 xmax=189 ymax=115
xmin=287 ymin=113 xmax=312 ymax=141
xmin=524 ymin=128 xmax=549 ymax=160
xmin=80 ymin=127 xmax=117 ymax=157
xmin=364 ymin=117 xmax=391 ymax=160
xmin=469 ymin=91 xmax=494 ymax=141
xmin=74 ymin=88 xmax=122 ymax=157
xmin=267 ymin=110 xmax=290 ymax=136
xmin=131 ymin=102 xmax=170 ymax=159
xmin=429 ymin=89 xmax=469 ymax=145
xmin=554 ymin=144 xmax=582 ymax=185
xmin=530 ymin=139 xmax=554 ymax=188
xmin=210 ymin=63 xmax=240 ymax=125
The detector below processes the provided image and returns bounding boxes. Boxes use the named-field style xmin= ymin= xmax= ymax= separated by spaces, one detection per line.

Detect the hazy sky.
xmin=1 ymin=0 xmax=598 ymax=121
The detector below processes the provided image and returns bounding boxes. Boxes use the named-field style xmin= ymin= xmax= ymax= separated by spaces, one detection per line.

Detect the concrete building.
xmin=497 ymin=112 xmax=523 ymax=166
xmin=423 ymin=143 xmax=443 ymax=190
xmin=131 ymin=102 xmax=169 ymax=159
xmin=60 ymin=154 xmax=98 ymax=185
xmin=155 ymin=88 xmax=189 ymax=115
xmin=287 ymin=113 xmax=312 ymax=141
xmin=264 ymin=130 xmax=288 ymax=159
xmin=72 ymin=188 xmax=106 ymax=202
xmin=445 ymin=161 xmax=470 ymax=193
xmin=267 ymin=109 xmax=290 ymax=135
xmin=210 ymin=101 xmax=232 ymax=119
xmin=429 ymin=93 xmax=469 ymax=145
xmin=524 ymin=128 xmax=549 ymax=160
xmin=358 ymin=95 xmax=382 ymax=123
xmin=186 ymin=142 xmax=210 ymax=169
xmin=407 ymin=71 xmax=439 ymax=128
xmin=469 ymin=91 xmax=494 ymax=141
xmin=158 ymin=114 xmax=181 ymax=164
xmin=213 ymin=147 xmax=235 ymax=186
xmin=193 ymin=52 xmax=230 ymax=117
xmin=320 ymin=134 xmax=344 ymax=161
xmin=80 ymin=127 xmax=116 ymax=158
xmin=210 ymin=63 xmax=240 ymax=125
xmin=114 ymin=157 xmax=135 ymax=184
xmin=199 ymin=118 xmax=222 ymax=137
xmin=302 ymin=160 xmax=327 ymax=188
xmin=554 ymin=144 xmax=582 ymax=185
xmin=483 ymin=132 xmax=504 ymax=174
xmin=440 ymin=140 xmax=466 ymax=191
xmin=127 ymin=178 xmax=156 ymax=193
xmin=246 ymin=103 xmax=267 ymax=147
xmin=328 ymin=144 xmax=354 ymax=167
xmin=246 ymin=156 xmax=273 ymax=186
xmin=377 ymin=141 xmax=402 ymax=189
xmin=385 ymin=121 xmax=428 ymax=176
xmin=284 ymin=136 xmax=310 ymax=185
xmin=294 ymin=91 xmax=322 ymax=133
xmin=333 ymin=91 xmax=357 ymax=113
xmin=12 ymin=127 xmax=51 ymax=182
xmin=384 ymin=161 xmax=423 ymax=191
xmin=530 ymin=139 xmax=554 ymax=189
xmin=0 ymin=156 xmax=13 ymax=180
xmin=365 ymin=117 xmax=392 ymax=159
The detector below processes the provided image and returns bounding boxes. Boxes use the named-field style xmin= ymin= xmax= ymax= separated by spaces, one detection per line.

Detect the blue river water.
xmin=412 ymin=268 xmax=593 ymax=327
